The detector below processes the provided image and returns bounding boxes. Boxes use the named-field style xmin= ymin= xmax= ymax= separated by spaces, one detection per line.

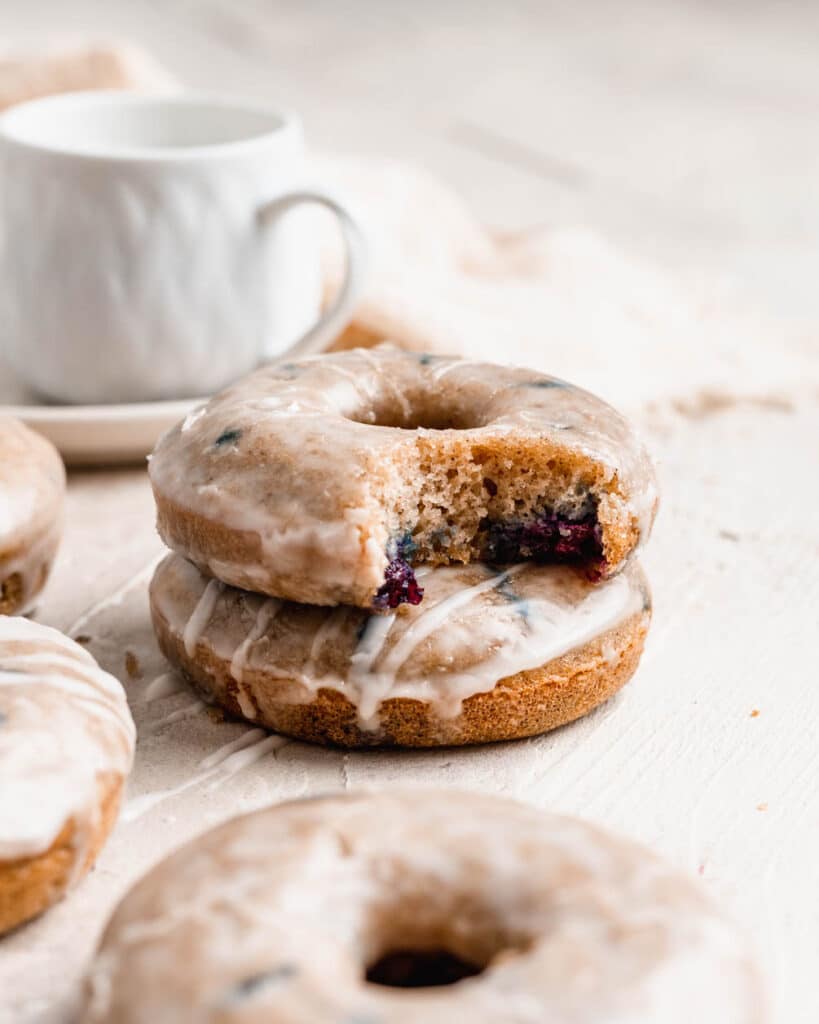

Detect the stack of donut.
xmin=148 ymin=346 xmax=659 ymax=748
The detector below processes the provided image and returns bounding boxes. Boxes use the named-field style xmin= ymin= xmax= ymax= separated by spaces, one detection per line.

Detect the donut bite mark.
xmin=148 ymin=553 xmax=651 ymax=748
xmin=82 ymin=792 xmax=763 ymax=1023
xmin=149 ymin=348 xmax=658 ymax=610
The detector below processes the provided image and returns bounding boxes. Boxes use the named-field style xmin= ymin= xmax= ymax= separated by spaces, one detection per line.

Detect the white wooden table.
xmin=1 ymin=3 xmax=817 ymax=1022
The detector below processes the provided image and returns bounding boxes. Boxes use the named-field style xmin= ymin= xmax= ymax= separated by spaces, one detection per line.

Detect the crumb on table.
xmin=125 ymin=651 xmax=141 ymax=678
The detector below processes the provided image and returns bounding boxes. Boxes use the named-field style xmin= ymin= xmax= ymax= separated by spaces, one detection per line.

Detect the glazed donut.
xmin=0 ymin=416 xmax=65 ymax=615
xmin=149 ymin=347 xmax=657 ymax=609
xmin=0 ymin=616 xmax=135 ymax=934
xmin=149 ymin=552 xmax=650 ymax=747
xmin=82 ymin=792 xmax=763 ymax=1023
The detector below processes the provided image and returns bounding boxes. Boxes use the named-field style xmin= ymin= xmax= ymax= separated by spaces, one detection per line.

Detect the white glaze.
xmin=0 ymin=616 xmax=134 ymax=861
xmin=182 ymin=578 xmax=222 ymax=657
xmin=230 ymin=598 xmax=282 ymax=718
xmin=142 ymin=671 xmax=186 ymax=702
xmin=151 ymin=555 xmax=650 ymax=730
xmin=82 ymin=792 xmax=762 ymax=1024
xmin=121 ymin=730 xmax=288 ymax=823
xmin=142 ymin=699 xmax=206 ymax=736
xmin=209 ymin=733 xmax=288 ymax=776
xmin=149 ymin=347 xmax=658 ymax=607
xmin=198 ymin=728 xmax=267 ymax=770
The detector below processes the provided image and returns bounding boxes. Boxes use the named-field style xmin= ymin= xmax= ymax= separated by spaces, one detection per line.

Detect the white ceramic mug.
xmin=0 ymin=91 xmax=365 ymax=404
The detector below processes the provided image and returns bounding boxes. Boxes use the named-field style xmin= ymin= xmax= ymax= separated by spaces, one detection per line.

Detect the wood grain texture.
xmin=0 ymin=3 xmax=816 ymax=1023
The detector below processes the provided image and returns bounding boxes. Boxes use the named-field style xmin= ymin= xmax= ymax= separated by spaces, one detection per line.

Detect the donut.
xmin=0 ymin=616 xmax=135 ymax=934
xmin=149 ymin=347 xmax=657 ymax=609
xmin=82 ymin=792 xmax=763 ymax=1023
xmin=149 ymin=552 xmax=651 ymax=747
xmin=0 ymin=416 xmax=65 ymax=615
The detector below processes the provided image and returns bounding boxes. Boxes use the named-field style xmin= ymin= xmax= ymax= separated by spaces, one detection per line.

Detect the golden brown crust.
xmin=151 ymin=594 xmax=650 ymax=748
xmin=0 ymin=773 xmax=123 ymax=936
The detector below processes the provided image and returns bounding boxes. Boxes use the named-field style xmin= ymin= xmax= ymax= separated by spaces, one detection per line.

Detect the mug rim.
xmin=0 ymin=89 xmax=302 ymax=162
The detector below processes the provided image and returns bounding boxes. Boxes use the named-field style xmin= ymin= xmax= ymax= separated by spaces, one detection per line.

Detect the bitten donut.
xmin=82 ymin=792 xmax=763 ymax=1023
xmin=149 ymin=347 xmax=657 ymax=609
xmin=0 ymin=616 xmax=135 ymax=934
xmin=149 ymin=552 xmax=651 ymax=747
xmin=0 ymin=416 xmax=65 ymax=615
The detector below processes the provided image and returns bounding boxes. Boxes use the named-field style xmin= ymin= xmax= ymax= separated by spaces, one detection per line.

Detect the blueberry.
xmin=388 ymin=531 xmax=417 ymax=561
xmin=213 ymin=428 xmax=242 ymax=448
xmin=516 ymin=377 xmax=568 ymax=389
xmin=222 ymin=964 xmax=298 ymax=1004
xmin=497 ymin=578 xmax=530 ymax=620
xmin=484 ymin=510 xmax=605 ymax=577
xmin=275 ymin=362 xmax=302 ymax=380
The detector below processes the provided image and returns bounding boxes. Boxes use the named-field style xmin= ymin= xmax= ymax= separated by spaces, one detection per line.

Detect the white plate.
xmin=0 ymin=359 xmax=200 ymax=465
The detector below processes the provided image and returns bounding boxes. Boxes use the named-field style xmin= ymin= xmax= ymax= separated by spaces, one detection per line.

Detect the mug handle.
xmin=258 ymin=190 xmax=366 ymax=360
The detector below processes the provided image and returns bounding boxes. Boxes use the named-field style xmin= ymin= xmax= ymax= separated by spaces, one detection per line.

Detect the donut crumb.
xmin=124 ymin=651 xmax=141 ymax=678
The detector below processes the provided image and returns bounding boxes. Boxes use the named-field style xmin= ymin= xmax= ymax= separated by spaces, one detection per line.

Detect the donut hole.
xmin=365 ymin=948 xmax=483 ymax=988
xmin=345 ymin=392 xmax=485 ymax=431
xmin=361 ymin=892 xmax=532 ymax=991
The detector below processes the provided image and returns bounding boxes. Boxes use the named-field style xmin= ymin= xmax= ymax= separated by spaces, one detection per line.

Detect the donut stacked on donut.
xmin=0 ymin=616 xmax=135 ymax=934
xmin=151 ymin=347 xmax=657 ymax=608
xmin=1 ymin=416 xmax=65 ymax=615
xmin=82 ymin=792 xmax=763 ymax=1023
xmin=148 ymin=347 xmax=658 ymax=747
